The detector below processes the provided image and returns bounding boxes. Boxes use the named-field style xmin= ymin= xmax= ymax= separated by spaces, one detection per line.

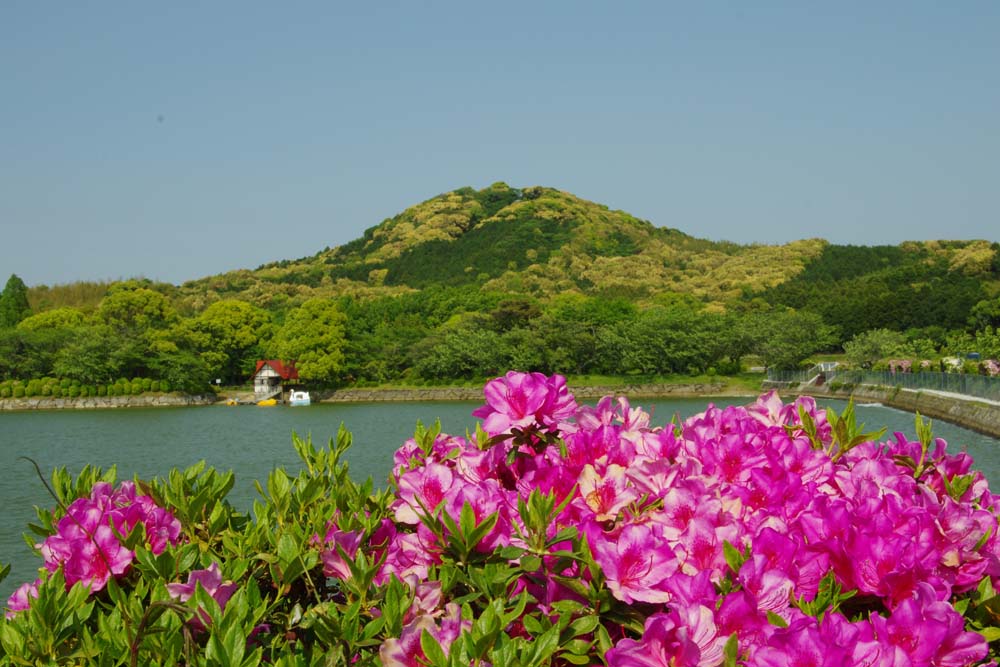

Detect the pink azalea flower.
xmin=36 ymin=480 xmax=181 ymax=594
xmin=748 ymin=615 xmax=850 ymax=667
xmin=590 ymin=523 xmax=677 ymax=604
xmin=319 ymin=525 xmax=364 ymax=580
xmin=143 ymin=506 xmax=182 ymax=555
xmin=379 ymin=601 xmax=468 ymax=667
xmin=746 ymin=391 xmax=799 ymax=428
xmin=366 ymin=380 xmax=1000 ymax=667
xmin=167 ymin=562 xmax=237 ymax=605
xmin=577 ymin=464 xmax=638 ymax=521
xmin=59 ymin=525 xmax=134 ymax=593
xmin=472 ymin=371 xmax=576 ymax=435
xmin=867 ymin=583 xmax=987 ymax=667
xmin=626 ymin=458 xmax=682 ymax=497
xmin=445 ymin=479 xmax=513 ymax=552
xmin=4 ymin=579 xmax=40 ymax=619
xmin=676 ymin=517 xmax=737 ymax=580
xmin=393 ymin=462 xmax=458 ymax=524
xmin=716 ymin=590 xmax=770 ymax=654
xmin=167 ymin=562 xmax=239 ymax=631
xmin=378 ymin=531 xmax=436 ymax=583
xmin=606 ymin=612 xmax=702 ymax=667
xmin=654 ymin=480 xmax=711 ymax=541
xmin=738 ymin=555 xmax=794 ymax=616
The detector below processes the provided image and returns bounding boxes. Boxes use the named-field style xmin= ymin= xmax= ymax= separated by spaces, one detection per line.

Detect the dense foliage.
xmin=3 ymin=185 xmax=999 ymax=391
xmin=5 ymin=374 xmax=1000 ymax=666
xmin=754 ymin=243 xmax=993 ymax=340
xmin=0 ymin=275 xmax=31 ymax=329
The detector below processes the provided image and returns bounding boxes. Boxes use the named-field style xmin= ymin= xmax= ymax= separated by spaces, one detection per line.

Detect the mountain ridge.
xmin=176 ymin=183 xmax=851 ymax=307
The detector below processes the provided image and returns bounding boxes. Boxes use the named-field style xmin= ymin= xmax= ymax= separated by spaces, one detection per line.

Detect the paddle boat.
xmin=289 ymin=390 xmax=311 ymax=407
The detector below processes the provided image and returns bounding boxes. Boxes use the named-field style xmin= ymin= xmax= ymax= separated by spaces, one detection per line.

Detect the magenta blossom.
xmin=318 ymin=524 xmax=364 ymax=580
xmin=589 ymin=523 xmax=677 ymax=604
xmin=393 ymin=462 xmax=458 ymax=525
xmin=379 ymin=599 xmax=469 ymax=667
xmin=606 ymin=612 xmax=703 ymax=667
xmin=472 ymin=371 xmax=576 ymax=435
xmin=33 ymin=479 xmax=181 ymax=594
xmin=167 ymin=562 xmax=239 ymax=631
xmin=167 ymin=562 xmax=238 ymax=606
xmin=4 ymin=579 xmax=41 ymax=619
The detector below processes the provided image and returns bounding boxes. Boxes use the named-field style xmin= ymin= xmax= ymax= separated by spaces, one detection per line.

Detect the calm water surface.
xmin=2 ymin=397 xmax=999 ymax=599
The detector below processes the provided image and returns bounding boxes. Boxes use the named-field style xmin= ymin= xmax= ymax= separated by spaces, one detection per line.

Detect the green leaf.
xmin=498 ymin=545 xmax=525 ymax=560
xmin=521 ymin=555 xmax=542 ymax=572
xmin=723 ymin=540 xmax=747 ymax=573
xmin=596 ymin=622 xmax=613 ymax=654
xmin=766 ymin=611 xmax=789 ymax=628
xmin=522 ymin=614 xmax=546 ymax=636
xmin=276 ymin=533 xmax=298 ymax=568
xmin=501 ymin=592 xmax=530 ymax=626
xmin=420 ymin=629 xmax=449 ymax=667
xmin=978 ymin=575 xmax=997 ymax=601
xmin=977 ymin=626 xmax=1000 ymax=642
xmin=530 ymin=624 xmax=561 ymax=664
xmin=567 ymin=614 xmax=600 ymax=636
xmin=722 ymin=633 xmax=739 ymax=667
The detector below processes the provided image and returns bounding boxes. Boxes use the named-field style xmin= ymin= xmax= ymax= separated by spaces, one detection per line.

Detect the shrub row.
xmin=0 ymin=378 xmax=170 ymax=399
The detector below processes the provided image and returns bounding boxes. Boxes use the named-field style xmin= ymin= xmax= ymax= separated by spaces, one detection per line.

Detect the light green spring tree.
xmin=843 ymin=328 xmax=908 ymax=369
xmin=268 ymin=298 xmax=347 ymax=383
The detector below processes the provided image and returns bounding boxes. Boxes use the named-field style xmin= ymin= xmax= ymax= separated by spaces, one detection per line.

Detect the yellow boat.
xmin=257 ymin=398 xmax=278 ymax=407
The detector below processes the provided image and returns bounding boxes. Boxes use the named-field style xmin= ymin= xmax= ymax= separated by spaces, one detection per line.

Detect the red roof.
xmin=253 ymin=360 xmax=299 ymax=380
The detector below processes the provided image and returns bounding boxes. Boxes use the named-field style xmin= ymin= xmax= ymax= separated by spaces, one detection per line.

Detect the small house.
xmin=252 ymin=360 xmax=299 ymax=397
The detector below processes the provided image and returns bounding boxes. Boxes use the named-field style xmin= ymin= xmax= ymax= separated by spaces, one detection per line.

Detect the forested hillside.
xmin=2 ymin=183 xmax=999 ymax=394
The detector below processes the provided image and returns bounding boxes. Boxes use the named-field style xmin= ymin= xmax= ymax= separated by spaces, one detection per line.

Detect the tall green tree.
xmin=0 ymin=327 xmax=73 ymax=379
xmin=52 ymin=325 xmax=128 ymax=384
xmin=843 ymin=328 xmax=908 ymax=369
xmin=182 ymin=299 xmax=272 ymax=383
xmin=268 ymin=298 xmax=347 ymax=383
xmin=16 ymin=306 xmax=87 ymax=332
xmin=97 ymin=282 xmax=177 ymax=334
xmin=0 ymin=274 xmax=31 ymax=328
xmin=969 ymin=298 xmax=1000 ymax=331
xmin=750 ymin=310 xmax=838 ymax=370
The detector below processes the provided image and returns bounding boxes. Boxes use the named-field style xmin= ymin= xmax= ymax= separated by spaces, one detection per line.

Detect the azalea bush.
xmin=4 ymin=371 xmax=1000 ymax=666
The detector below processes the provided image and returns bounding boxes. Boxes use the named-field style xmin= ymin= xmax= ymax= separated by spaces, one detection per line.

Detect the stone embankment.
xmin=0 ymin=394 xmax=218 ymax=411
xmin=765 ymin=382 xmax=1000 ymax=439
xmin=319 ymin=382 xmax=730 ymax=403
xmin=0 ymin=382 xmax=738 ymax=411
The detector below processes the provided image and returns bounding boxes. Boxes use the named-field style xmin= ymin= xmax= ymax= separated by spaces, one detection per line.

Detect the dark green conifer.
xmin=0 ymin=273 xmax=31 ymax=328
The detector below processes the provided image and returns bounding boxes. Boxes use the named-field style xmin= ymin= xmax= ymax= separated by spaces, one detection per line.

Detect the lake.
xmin=2 ymin=396 xmax=1000 ymax=600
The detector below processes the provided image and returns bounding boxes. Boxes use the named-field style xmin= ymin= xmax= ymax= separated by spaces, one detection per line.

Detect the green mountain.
xmin=176 ymin=182 xmax=844 ymax=306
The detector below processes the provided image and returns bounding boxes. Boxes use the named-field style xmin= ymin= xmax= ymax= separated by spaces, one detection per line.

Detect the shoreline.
xmin=0 ymin=393 xmax=218 ymax=411
xmin=315 ymin=381 xmax=750 ymax=403
xmin=0 ymin=381 xmax=754 ymax=412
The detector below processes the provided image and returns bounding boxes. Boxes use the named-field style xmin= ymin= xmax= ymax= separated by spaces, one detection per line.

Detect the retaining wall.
xmin=319 ymin=382 xmax=730 ymax=403
xmin=0 ymin=382 xmax=737 ymax=411
xmin=0 ymin=394 xmax=218 ymax=411
xmin=764 ymin=382 xmax=1000 ymax=439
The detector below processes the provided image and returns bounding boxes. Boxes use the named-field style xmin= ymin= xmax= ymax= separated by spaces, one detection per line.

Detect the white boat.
xmin=288 ymin=390 xmax=311 ymax=407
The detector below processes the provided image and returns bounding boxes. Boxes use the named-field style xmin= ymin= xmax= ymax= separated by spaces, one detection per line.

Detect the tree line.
xmin=2 ymin=271 xmax=998 ymax=393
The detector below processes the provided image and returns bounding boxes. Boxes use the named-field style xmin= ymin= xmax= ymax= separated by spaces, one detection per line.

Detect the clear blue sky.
xmin=2 ymin=1 xmax=998 ymax=286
